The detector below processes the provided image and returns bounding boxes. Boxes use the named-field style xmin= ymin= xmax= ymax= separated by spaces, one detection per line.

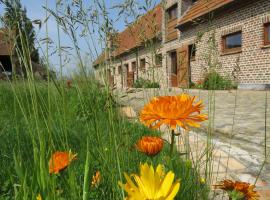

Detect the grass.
xmin=0 ymin=79 xmax=209 ymax=200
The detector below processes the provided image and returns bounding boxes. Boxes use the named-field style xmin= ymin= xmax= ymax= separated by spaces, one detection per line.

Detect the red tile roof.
xmin=178 ymin=0 xmax=235 ymax=27
xmin=94 ymin=4 xmax=162 ymax=67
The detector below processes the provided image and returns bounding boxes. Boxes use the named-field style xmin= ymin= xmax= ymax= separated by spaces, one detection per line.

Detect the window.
xmin=171 ymin=51 xmax=177 ymax=75
xmin=155 ymin=54 xmax=162 ymax=67
xmin=264 ymin=23 xmax=270 ymax=45
xmin=192 ymin=0 xmax=198 ymax=3
xmin=188 ymin=44 xmax=196 ymax=61
xmin=131 ymin=61 xmax=137 ymax=72
xmin=124 ymin=64 xmax=129 ymax=72
xmin=140 ymin=58 xmax=146 ymax=71
xmin=222 ymin=31 xmax=242 ymax=53
xmin=118 ymin=66 xmax=122 ymax=74
xmin=166 ymin=4 xmax=178 ymax=21
xmin=113 ymin=67 xmax=115 ymax=75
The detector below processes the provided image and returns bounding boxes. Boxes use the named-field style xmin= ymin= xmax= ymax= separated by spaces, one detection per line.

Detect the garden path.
xmin=116 ymin=88 xmax=270 ymax=199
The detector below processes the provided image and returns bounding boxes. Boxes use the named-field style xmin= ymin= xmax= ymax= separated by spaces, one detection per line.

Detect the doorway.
xmin=0 ymin=55 xmax=12 ymax=78
xmin=170 ymin=51 xmax=178 ymax=87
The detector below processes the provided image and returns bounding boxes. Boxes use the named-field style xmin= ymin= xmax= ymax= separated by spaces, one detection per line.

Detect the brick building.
xmin=94 ymin=0 xmax=270 ymax=89
xmin=93 ymin=5 xmax=166 ymax=88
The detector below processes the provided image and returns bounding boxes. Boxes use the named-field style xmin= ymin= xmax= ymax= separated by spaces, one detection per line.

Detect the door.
xmin=127 ymin=71 xmax=134 ymax=87
xmin=170 ymin=51 xmax=178 ymax=87
xmin=177 ymin=46 xmax=189 ymax=87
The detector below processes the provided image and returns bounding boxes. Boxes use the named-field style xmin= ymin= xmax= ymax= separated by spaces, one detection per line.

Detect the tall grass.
xmin=0 ymin=79 xmax=209 ymax=199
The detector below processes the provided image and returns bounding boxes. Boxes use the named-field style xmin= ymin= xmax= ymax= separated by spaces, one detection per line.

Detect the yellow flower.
xmin=139 ymin=94 xmax=207 ymax=130
xmin=36 ymin=194 xmax=42 ymax=200
xmin=119 ymin=163 xmax=180 ymax=200
xmin=200 ymin=177 xmax=206 ymax=184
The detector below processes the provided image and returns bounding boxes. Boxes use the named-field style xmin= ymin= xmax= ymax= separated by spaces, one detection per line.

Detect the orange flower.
xmin=214 ymin=179 xmax=259 ymax=200
xmin=67 ymin=80 xmax=72 ymax=88
xmin=49 ymin=151 xmax=77 ymax=174
xmin=139 ymin=94 xmax=207 ymax=130
xmin=91 ymin=171 xmax=101 ymax=187
xmin=136 ymin=136 xmax=164 ymax=156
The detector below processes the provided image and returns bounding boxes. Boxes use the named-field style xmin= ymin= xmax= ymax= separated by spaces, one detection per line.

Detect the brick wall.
xmin=179 ymin=0 xmax=270 ymax=84
xmin=102 ymin=42 xmax=168 ymax=88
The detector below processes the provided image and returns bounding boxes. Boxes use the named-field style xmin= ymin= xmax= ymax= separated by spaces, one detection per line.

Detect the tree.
xmin=0 ymin=0 xmax=40 ymax=63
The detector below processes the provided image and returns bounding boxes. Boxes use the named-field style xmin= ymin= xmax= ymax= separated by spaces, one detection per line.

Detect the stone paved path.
xmin=117 ymin=88 xmax=270 ymax=199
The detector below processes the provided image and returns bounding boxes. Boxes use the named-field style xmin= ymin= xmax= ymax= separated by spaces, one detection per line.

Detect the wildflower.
xmin=139 ymin=94 xmax=207 ymax=130
xmin=119 ymin=163 xmax=180 ymax=200
xmin=91 ymin=171 xmax=101 ymax=187
xmin=136 ymin=136 xmax=163 ymax=156
xmin=36 ymin=194 xmax=42 ymax=200
xmin=200 ymin=177 xmax=206 ymax=184
xmin=49 ymin=151 xmax=77 ymax=174
xmin=67 ymin=79 xmax=72 ymax=88
xmin=214 ymin=179 xmax=259 ymax=200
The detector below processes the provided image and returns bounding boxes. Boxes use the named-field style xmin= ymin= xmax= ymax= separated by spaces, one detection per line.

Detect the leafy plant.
xmin=133 ymin=77 xmax=160 ymax=88
xmin=202 ymin=70 xmax=237 ymax=90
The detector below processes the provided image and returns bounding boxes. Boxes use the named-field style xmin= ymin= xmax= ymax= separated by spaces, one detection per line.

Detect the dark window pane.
xmin=132 ymin=61 xmax=136 ymax=71
xmin=189 ymin=44 xmax=196 ymax=60
xmin=155 ymin=54 xmax=162 ymax=67
xmin=140 ymin=59 xmax=146 ymax=70
xmin=225 ymin=32 xmax=242 ymax=49
xmin=267 ymin=25 xmax=270 ymax=41
xmin=167 ymin=5 xmax=178 ymax=20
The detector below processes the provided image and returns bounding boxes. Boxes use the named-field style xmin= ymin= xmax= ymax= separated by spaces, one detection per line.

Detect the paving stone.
xmin=219 ymin=157 xmax=246 ymax=171
xmin=120 ymin=106 xmax=137 ymax=118
xmin=116 ymin=88 xmax=270 ymax=198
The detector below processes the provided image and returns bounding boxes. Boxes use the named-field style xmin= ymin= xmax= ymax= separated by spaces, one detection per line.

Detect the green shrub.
xmin=202 ymin=70 xmax=237 ymax=90
xmin=133 ymin=78 xmax=160 ymax=88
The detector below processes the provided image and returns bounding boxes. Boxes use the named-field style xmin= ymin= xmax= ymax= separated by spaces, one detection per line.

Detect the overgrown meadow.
xmin=0 ymin=79 xmax=209 ymax=199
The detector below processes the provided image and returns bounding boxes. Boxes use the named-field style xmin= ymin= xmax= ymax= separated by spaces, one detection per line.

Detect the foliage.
xmin=0 ymin=0 xmax=40 ymax=63
xmin=133 ymin=77 xmax=160 ymax=88
xmin=202 ymin=70 xmax=237 ymax=90
xmin=0 ymin=80 xmax=209 ymax=200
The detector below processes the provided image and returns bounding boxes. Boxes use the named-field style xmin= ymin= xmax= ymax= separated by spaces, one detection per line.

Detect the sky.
xmin=0 ymin=0 xmax=159 ymax=76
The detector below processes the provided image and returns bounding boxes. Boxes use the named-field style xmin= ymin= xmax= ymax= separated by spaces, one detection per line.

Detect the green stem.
xmin=170 ymin=130 xmax=175 ymax=157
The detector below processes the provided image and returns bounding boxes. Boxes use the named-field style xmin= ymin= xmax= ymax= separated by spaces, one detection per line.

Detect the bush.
xmin=133 ymin=78 xmax=160 ymax=88
xmin=202 ymin=70 xmax=237 ymax=90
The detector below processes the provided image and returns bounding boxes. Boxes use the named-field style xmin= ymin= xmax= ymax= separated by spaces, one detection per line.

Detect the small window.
xmin=112 ymin=67 xmax=115 ymax=75
xmin=131 ymin=61 xmax=137 ymax=72
xmin=140 ymin=58 xmax=146 ymax=71
xmin=222 ymin=31 xmax=242 ymax=53
xmin=155 ymin=54 xmax=162 ymax=67
xmin=166 ymin=4 xmax=178 ymax=21
xmin=189 ymin=44 xmax=196 ymax=61
xmin=118 ymin=66 xmax=122 ymax=74
xmin=171 ymin=51 xmax=177 ymax=75
xmin=264 ymin=23 xmax=270 ymax=45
